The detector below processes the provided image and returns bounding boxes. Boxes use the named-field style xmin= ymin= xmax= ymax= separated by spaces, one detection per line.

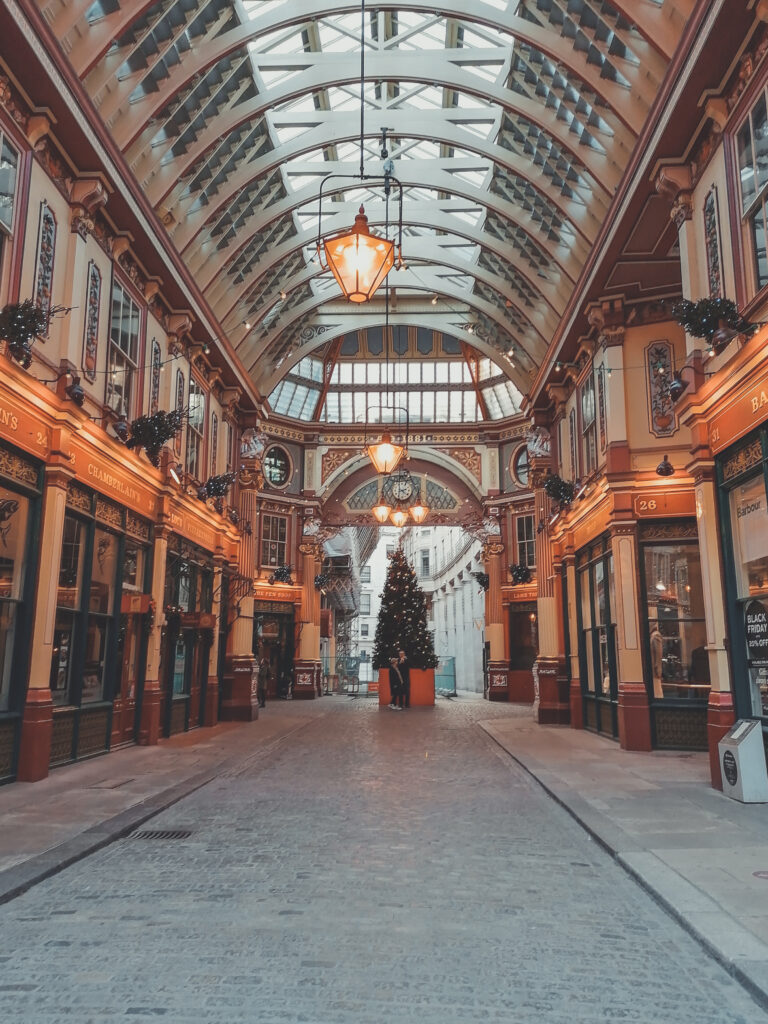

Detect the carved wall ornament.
xmin=646 ymin=341 xmax=677 ymax=438
xmin=435 ymin=447 xmax=482 ymax=483
xmin=526 ymin=426 xmax=551 ymax=458
xmin=321 ymin=448 xmax=359 ymax=483
xmin=34 ymin=201 xmax=56 ymax=329
xmin=149 ymin=339 xmax=161 ymax=415
xmin=704 ymin=187 xmax=723 ymax=299
xmin=81 ymin=261 xmax=101 ymax=383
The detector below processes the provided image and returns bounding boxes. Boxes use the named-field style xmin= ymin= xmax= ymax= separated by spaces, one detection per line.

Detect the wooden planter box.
xmin=378 ymin=667 xmax=435 ymax=707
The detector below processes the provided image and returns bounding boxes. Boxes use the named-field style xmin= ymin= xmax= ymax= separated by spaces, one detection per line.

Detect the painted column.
xmin=17 ymin=455 xmax=73 ymax=781
xmin=562 ymin=544 xmax=582 ymax=727
xmin=203 ymin=552 xmax=226 ymax=727
xmin=483 ymin=535 xmax=508 ymax=699
xmin=294 ymin=539 xmax=323 ymax=699
xmin=220 ymin=467 xmax=259 ymax=720
xmin=532 ymin=458 xmax=570 ymax=724
xmin=693 ymin=462 xmax=735 ymax=788
xmin=611 ymin=523 xmax=652 ymax=751
xmin=138 ymin=522 xmax=169 ymax=745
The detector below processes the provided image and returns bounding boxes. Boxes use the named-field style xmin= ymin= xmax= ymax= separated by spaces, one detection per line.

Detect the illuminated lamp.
xmin=656 ymin=453 xmax=675 ymax=477
xmin=372 ymin=499 xmax=392 ymax=524
xmin=322 ymin=207 xmax=395 ymax=303
xmin=390 ymin=507 xmax=409 ymax=528
xmin=409 ymin=501 xmax=429 ymax=525
xmin=364 ymin=432 xmax=405 ymax=475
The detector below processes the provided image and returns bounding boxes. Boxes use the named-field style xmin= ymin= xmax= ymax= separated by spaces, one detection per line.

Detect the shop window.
xmin=261 ymin=514 xmax=287 ymax=568
xmin=640 ymin=539 xmax=708 ymax=702
xmin=51 ymin=515 xmax=87 ymax=706
xmin=516 ymin=514 xmax=536 ymax=569
xmin=186 ymin=375 xmax=206 ymax=480
xmin=0 ymin=130 xmax=19 ymax=237
xmin=122 ymin=538 xmax=146 ymax=592
xmin=360 ymin=593 xmax=371 ymax=615
xmin=581 ymin=372 xmax=596 ymax=475
xmin=106 ymin=281 xmax=141 ymax=417
xmin=576 ymin=538 xmax=618 ymax=738
xmin=360 ymin=565 xmax=371 ymax=583
xmin=737 ymin=89 xmax=768 ymax=292
xmin=0 ymin=488 xmax=30 ymax=712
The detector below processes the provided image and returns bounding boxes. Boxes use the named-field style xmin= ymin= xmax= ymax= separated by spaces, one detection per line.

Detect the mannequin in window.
xmin=650 ymin=620 xmax=664 ymax=699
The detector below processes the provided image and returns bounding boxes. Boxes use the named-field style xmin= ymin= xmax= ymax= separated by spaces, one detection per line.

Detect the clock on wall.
xmin=391 ymin=471 xmax=414 ymax=501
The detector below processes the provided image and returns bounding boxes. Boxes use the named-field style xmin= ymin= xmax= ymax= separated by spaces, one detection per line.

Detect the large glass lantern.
xmin=322 ymin=207 xmax=395 ymax=303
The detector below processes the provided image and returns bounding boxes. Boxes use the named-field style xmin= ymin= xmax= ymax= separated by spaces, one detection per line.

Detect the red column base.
xmin=535 ymin=659 xmax=570 ymax=725
xmin=507 ymin=669 xmax=535 ymax=704
xmin=488 ymin=664 xmax=509 ymax=702
xmin=707 ymin=690 xmax=736 ymax=790
xmin=203 ymin=677 xmax=219 ymax=727
xmin=16 ymin=688 xmax=53 ymax=782
xmin=220 ymin=657 xmax=259 ymax=720
xmin=569 ymin=678 xmax=584 ymax=729
xmin=294 ymin=661 xmax=320 ymax=699
xmin=618 ymin=682 xmax=652 ymax=752
xmin=138 ymin=681 xmax=161 ymax=745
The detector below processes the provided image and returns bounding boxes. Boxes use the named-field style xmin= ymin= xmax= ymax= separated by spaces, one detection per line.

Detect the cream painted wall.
xmin=622 ymin=322 xmax=688 ymax=458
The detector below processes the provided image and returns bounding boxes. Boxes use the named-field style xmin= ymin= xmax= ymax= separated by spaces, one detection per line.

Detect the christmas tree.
xmin=372 ymin=547 xmax=438 ymax=670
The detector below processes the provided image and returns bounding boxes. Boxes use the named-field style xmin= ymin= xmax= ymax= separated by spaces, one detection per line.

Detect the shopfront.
xmin=718 ymin=427 xmax=768 ymax=733
xmin=637 ymin=520 xmax=709 ymax=750
xmin=576 ymin=534 xmax=618 ymax=738
xmin=253 ymin=599 xmax=295 ymax=699
xmin=504 ymin=598 xmax=537 ymax=703
xmin=0 ymin=439 xmax=43 ymax=782
xmin=160 ymin=534 xmax=216 ymax=735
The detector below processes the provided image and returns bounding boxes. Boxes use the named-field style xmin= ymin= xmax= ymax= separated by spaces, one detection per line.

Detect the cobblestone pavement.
xmin=1 ymin=699 xmax=766 ymax=1024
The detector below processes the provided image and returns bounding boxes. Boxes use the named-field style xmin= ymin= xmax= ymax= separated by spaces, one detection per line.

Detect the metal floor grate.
xmin=130 ymin=829 xmax=192 ymax=841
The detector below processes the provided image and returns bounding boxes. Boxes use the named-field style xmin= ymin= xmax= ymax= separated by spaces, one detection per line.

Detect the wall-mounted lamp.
xmin=655 ymin=453 xmax=675 ymax=477
xmin=168 ymin=462 xmax=184 ymax=485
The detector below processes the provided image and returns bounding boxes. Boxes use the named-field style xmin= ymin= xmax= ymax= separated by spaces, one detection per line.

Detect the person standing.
xmin=398 ymin=648 xmax=411 ymax=709
xmin=257 ymin=653 xmax=271 ymax=709
xmin=389 ymin=656 xmax=405 ymax=710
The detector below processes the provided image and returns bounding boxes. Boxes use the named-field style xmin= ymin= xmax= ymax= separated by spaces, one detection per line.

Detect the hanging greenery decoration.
xmin=125 ymin=409 xmax=184 ymax=467
xmin=314 ymin=572 xmax=331 ymax=590
xmin=0 ymin=299 xmax=67 ymax=368
xmin=509 ymin=563 xmax=532 ymax=585
xmin=472 ymin=571 xmax=490 ymax=592
xmin=198 ymin=471 xmax=237 ymax=500
xmin=269 ymin=564 xmax=293 ymax=585
xmin=671 ymin=297 xmax=757 ymax=344
xmin=543 ymin=473 xmax=575 ymax=508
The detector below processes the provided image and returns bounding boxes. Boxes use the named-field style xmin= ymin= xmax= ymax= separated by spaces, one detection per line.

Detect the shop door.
xmin=254 ymin=604 xmax=294 ymax=699
xmin=577 ymin=541 xmax=619 ymax=739
xmin=164 ymin=629 xmax=192 ymax=736
xmin=112 ymin=614 xmax=140 ymax=745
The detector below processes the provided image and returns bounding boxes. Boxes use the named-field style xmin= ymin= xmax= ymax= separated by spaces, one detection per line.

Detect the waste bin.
xmin=718 ymin=719 xmax=768 ymax=803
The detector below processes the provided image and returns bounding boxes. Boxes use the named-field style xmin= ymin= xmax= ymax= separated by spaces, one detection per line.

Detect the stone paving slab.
xmin=479 ymin=710 xmax=768 ymax=1009
xmin=0 ymin=698 xmax=766 ymax=1023
xmin=0 ymin=706 xmax=319 ymax=903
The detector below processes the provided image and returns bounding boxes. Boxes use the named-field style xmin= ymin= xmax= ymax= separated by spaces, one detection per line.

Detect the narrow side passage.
xmin=0 ymin=701 xmax=764 ymax=1024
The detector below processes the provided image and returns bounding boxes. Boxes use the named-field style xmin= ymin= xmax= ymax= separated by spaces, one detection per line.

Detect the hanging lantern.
xmin=390 ymin=507 xmax=409 ymax=528
xmin=409 ymin=500 xmax=429 ymax=524
xmin=364 ymin=431 xmax=405 ymax=475
xmin=321 ymin=206 xmax=395 ymax=303
xmin=372 ymin=499 xmax=392 ymax=524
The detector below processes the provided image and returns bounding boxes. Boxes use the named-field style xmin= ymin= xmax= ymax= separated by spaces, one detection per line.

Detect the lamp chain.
xmin=360 ymin=0 xmax=365 ymax=180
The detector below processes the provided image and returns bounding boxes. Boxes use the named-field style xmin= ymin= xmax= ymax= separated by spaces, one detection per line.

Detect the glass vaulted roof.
xmin=53 ymin=0 xmax=677 ymax=423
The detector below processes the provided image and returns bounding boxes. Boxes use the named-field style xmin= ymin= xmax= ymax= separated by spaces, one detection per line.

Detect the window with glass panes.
xmin=360 ymin=565 xmax=371 ymax=582
xmin=261 ymin=514 xmax=287 ymax=568
xmin=420 ymin=549 xmax=430 ymax=577
xmin=0 ymin=130 xmax=19 ymax=277
xmin=516 ymin=515 xmax=536 ymax=568
xmin=107 ymin=282 xmax=141 ymax=416
xmin=50 ymin=514 xmax=86 ymax=706
xmin=361 ymin=623 xmax=369 ymax=637
xmin=360 ymin=593 xmax=371 ymax=615
xmin=737 ymin=87 xmax=768 ymax=292
xmin=581 ymin=372 xmax=597 ymax=475
xmin=0 ymin=483 xmax=32 ymax=713
xmin=186 ymin=375 xmax=205 ymax=480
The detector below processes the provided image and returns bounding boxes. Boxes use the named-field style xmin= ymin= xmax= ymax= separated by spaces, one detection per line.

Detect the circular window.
xmin=511 ymin=446 xmax=530 ymax=487
xmin=264 ymin=446 xmax=291 ymax=487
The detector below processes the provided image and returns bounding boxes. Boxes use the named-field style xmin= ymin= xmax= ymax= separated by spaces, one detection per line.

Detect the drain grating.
xmin=130 ymin=829 xmax=192 ymax=841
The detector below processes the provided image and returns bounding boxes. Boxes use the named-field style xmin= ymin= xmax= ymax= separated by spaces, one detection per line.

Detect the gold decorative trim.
xmin=126 ymin=510 xmax=152 ymax=542
xmin=95 ymin=495 xmax=124 ymax=529
xmin=0 ymin=443 xmax=40 ymax=489
xmin=66 ymin=482 xmax=92 ymax=514
xmin=722 ymin=439 xmax=763 ymax=482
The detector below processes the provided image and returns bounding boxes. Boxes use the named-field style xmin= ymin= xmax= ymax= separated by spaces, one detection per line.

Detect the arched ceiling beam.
xmin=257 ymin=312 xmax=525 ymax=399
xmin=237 ymin=282 xmax=546 ymax=388
xmin=185 ymin=167 xmax=586 ymax=293
xmin=208 ymin=205 xmax=567 ymax=328
xmin=104 ymin=8 xmax=651 ymax=150
xmin=151 ymin=116 xmax=604 ymax=249
xmin=225 ymin=243 xmax=552 ymax=358
xmin=137 ymin=72 xmax=625 ymax=210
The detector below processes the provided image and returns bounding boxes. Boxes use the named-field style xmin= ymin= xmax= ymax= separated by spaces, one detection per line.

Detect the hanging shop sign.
xmin=708 ymin=363 xmax=768 ymax=455
xmin=253 ymin=586 xmax=300 ymax=603
xmin=0 ymin=386 xmax=51 ymax=459
xmin=69 ymin=437 xmax=157 ymax=518
xmin=631 ymin=490 xmax=695 ymax=518
xmin=745 ymin=600 xmax=768 ymax=668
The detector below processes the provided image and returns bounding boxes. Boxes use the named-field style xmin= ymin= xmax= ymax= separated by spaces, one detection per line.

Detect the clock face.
xmin=391 ymin=474 xmax=413 ymax=501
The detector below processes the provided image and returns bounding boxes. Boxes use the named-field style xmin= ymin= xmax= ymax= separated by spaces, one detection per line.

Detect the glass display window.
xmin=51 ymin=514 xmax=87 ymax=706
xmin=640 ymin=538 xmax=708 ymax=702
xmin=0 ymin=487 xmax=30 ymax=712
xmin=729 ymin=474 xmax=768 ymax=599
xmin=576 ymin=537 xmax=617 ymax=737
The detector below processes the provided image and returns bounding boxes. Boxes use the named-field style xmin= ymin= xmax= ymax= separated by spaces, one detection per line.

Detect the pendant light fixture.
xmin=371 ymin=484 xmax=392 ymax=524
xmin=362 ymin=285 xmax=408 ymax=474
xmin=315 ymin=0 xmax=403 ymax=302
xmin=408 ymin=477 xmax=430 ymax=524
xmin=390 ymin=507 xmax=409 ymax=528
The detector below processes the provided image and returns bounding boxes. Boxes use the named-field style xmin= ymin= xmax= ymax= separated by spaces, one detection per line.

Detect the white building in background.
xmin=353 ymin=526 xmax=400 ymax=684
xmin=400 ymin=527 xmax=486 ymax=695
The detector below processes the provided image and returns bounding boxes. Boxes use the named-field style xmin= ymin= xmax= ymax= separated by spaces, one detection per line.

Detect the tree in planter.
xmin=372 ymin=547 xmax=437 ymax=670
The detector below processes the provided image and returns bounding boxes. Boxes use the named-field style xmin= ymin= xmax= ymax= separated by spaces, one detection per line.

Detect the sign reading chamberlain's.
xmin=745 ymin=599 xmax=768 ymax=667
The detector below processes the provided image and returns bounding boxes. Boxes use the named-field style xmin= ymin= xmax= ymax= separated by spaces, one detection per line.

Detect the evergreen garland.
xmin=198 ymin=471 xmax=237 ymax=500
xmin=671 ymin=297 xmax=756 ymax=343
xmin=269 ymin=564 xmax=293 ymax=585
xmin=125 ymin=409 xmax=184 ymax=467
xmin=314 ymin=572 xmax=330 ymax=590
xmin=543 ymin=473 xmax=575 ymax=507
xmin=509 ymin=562 xmax=532 ymax=585
xmin=372 ymin=548 xmax=438 ymax=670
xmin=0 ymin=299 xmax=62 ymax=368
xmin=472 ymin=571 xmax=490 ymax=592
